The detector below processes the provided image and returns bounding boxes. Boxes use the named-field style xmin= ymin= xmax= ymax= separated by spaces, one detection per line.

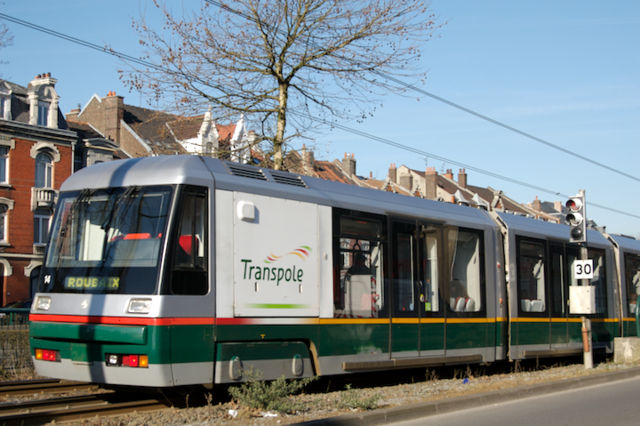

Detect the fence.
xmin=0 ymin=307 xmax=30 ymax=327
xmin=0 ymin=308 xmax=35 ymax=380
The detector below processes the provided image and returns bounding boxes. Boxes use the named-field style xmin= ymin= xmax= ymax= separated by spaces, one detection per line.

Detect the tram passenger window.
xmin=169 ymin=186 xmax=208 ymax=295
xmin=517 ymin=239 xmax=546 ymax=313
xmin=423 ymin=230 xmax=440 ymax=312
xmin=334 ymin=215 xmax=384 ymax=318
xmin=624 ymin=253 xmax=640 ymax=314
xmin=588 ymin=249 xmax=607 ymax=314
xmin=446 ymin=228 xmax=482 ymax=313
xmin=550 ymin=247 xmax=565 ymax=315
xmin=395 ymin=232 xmax=415 ymax=313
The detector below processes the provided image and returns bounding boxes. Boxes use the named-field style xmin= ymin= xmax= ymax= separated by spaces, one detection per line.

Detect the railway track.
xmin=0 ymin=380 xmax=170 ymax=424
xmin=0 ymin=378 xmax=98 ymax=397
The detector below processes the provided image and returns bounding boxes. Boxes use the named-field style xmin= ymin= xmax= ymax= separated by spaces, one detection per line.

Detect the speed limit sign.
xmin=573 ymin=259 xmax=594 ymax=280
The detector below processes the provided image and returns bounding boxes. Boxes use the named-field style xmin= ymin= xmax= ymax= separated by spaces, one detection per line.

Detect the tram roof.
xmin=609 ymin=233 xmax=640 ymax=254
xmin=496 ymin=211 xmax=610 ymax=248
xmin=62 ymin=155 xmax=496 ymax=230
xmin=61 ymin=155 xmax=214 ymax=190
xmin=205 ymin=157 xmax=496 ymax=230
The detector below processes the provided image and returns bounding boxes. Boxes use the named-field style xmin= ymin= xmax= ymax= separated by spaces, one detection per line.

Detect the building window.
xmin=34 ymin=210 xmax=51 ymax=245
xmin=0 ymin=204 xmax=7 ymax=243
xmin=35 ymin=151 xmax=53 ymax=188
xmin=0 ymin=146 xmax=8 ymax=184
xmin=37 ymin=102 xmax=49 ymax=126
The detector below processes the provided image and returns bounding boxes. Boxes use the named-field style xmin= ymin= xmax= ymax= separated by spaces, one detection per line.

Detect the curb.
xmin=299 ymin=365 xmax=640 ymax=425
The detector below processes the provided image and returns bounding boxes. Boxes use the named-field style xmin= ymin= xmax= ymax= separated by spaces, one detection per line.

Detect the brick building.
xmin=0 ymin=74 xmax=77 ymax=306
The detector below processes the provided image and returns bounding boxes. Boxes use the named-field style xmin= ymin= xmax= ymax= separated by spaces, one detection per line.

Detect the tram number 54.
xmin=573 ymin=259 xmax=594 ymax=280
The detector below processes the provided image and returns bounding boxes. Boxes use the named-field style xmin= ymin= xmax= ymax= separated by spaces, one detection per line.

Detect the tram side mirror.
xmin=569 ymin=286 xmax=596 ymax=314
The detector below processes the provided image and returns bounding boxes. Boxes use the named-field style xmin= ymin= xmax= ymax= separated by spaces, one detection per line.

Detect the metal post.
xmin=582 ymin=316 xmax=593 ymax=369
xmin=580 ymin=244 xmax=593 ymax=369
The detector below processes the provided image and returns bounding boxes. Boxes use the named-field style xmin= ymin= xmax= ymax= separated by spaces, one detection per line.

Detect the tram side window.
xmin=624 ymin=253 xmax=640 ymax=314
xmin=588 ymin=248 xmax=607 ymax=314
xmin=550 ymin=246 xmax=565 ymax=315
xmin=169 ymin=186 xmax=208 ymax=295
xmin=334 ymin=215 xmax=384 ymax=318
xmin=446 ymin=228 xmax=482 ymax=313
xmin=422 ymin=228 xmax=440 ymax=312
xmin=517 ymin=239 xmax=546 ymax=313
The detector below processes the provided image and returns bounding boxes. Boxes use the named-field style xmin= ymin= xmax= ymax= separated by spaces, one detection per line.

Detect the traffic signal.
xmin=565 ymin=192 xmax=587 ymax=244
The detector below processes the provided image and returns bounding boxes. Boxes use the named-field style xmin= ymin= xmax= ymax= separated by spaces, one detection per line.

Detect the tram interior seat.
xmin=450 ymin=296 xmax=476 ymax=312
xmin=521 ymin=299 xmax=545 ymax=312
xmin=345 ymin=274 xmax=374 ymax=318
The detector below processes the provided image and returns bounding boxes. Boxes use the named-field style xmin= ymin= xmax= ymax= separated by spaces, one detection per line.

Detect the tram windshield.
xmin=42 ymin=185 xmax=173 ymax=294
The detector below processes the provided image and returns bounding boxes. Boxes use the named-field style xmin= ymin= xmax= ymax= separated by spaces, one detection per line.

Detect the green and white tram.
xmin=29 ymin=156 xmax=637 ymax=387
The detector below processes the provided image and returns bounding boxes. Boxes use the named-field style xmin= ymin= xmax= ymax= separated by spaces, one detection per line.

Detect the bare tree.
xmin=0 ymin=18 xmax=13 ymax=69
xmin=122 ymin=0 xmax=440 ymax=169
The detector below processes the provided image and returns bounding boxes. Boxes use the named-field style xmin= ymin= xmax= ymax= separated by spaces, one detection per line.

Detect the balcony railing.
xmin=30 ymin=187 xmax=58 ymax=211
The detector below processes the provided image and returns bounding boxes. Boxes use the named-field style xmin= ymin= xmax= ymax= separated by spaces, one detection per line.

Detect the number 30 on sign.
xmin=573 ymin=259 xmax=594 ymax=280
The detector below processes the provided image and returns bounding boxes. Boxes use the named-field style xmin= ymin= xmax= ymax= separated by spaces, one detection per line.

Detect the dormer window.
xmin=0 ymin=92 xmax=9 ymax=120
xmin=27 ymin=73 xmax=59 ymax=128
xmin=37 ymin=101 xmax=50 ymax=127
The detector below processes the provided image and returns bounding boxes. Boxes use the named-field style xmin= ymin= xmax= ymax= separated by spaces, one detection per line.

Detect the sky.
xmin=1 ymin=1 xmax=639 ymax=236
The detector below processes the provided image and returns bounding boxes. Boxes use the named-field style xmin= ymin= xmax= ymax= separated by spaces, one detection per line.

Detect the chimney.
xmin=554 ymin=201 xmax=563 ymax=213
xmin=424 ymin=167 xmax=437 ymax=199
xmin=532 ymin=196 xmax=542 ymax=212
xmin=457 ymin=168 xmax=467 ymax=188
xmin=302 ymin=144 xmax=315 ymax=174
xmin=104 ymin=91 xmax=124 ymax=144
xmin=342 ymin=153 xmax=356 ymax=176
xmin=388 ymin=163 xmax=397 ymax=184
xmin=444 ymin=169 xmax=454 ymax=180
xmin=399 ymin=172 xmax=412 ymax=190
xmin=66 ymin=108 xmax=81 ymax=121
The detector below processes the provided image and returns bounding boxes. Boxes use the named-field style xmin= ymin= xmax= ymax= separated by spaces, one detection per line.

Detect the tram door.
xmin=515 ymin=237 xmax=552 ymax=353
xmin=549 ymin=243 xmax=574 ymax=349
xmin=390 ymin=221 xmax=445 ymax=358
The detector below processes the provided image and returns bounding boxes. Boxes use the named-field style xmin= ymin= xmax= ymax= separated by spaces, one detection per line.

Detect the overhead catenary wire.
xmin=293 ymin=111 xmax=640 ymax=220
xmin=1 ymin=10 xmax=639 ymax=221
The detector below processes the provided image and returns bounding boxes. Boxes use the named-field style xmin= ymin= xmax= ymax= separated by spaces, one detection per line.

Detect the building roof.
xmin=0 ymin=77 xmax=68 ymax=130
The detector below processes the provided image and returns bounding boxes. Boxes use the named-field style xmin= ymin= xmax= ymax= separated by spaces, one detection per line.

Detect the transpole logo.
xmin=240 ymin=245 xmax=312 ymax=286
xmin=264 ymin=245 xmax=312 ymax=264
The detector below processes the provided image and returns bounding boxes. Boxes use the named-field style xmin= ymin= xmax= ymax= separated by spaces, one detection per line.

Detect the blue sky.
xmin=1 ymin=1 xmax=639 ymax=236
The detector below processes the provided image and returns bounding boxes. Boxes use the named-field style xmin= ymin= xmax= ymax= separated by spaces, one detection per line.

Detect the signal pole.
xmin=566 ymin=190 xmax=593 ymax=369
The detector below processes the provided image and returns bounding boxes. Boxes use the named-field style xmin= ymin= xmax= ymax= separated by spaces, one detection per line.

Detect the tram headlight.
xmin=127 ymin=298 xmax=152 ymax=314
xmin=34 ymin=296 xmax=51 ymax=311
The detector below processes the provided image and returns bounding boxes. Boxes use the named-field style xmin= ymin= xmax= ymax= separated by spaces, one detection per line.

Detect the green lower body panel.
xmin=215 ymin=341 xmax=313 ymax=383
xmin=30 ymin=321 xmax=214 ymax=386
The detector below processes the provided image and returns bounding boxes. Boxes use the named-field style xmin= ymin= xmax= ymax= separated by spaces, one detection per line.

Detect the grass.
xmin=227 ymin=369 xmax=317 ymax=414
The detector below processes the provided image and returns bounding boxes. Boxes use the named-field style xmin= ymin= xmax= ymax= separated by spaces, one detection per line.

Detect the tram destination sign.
xmin=573 ymin=259 xmax=594 ymax=280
